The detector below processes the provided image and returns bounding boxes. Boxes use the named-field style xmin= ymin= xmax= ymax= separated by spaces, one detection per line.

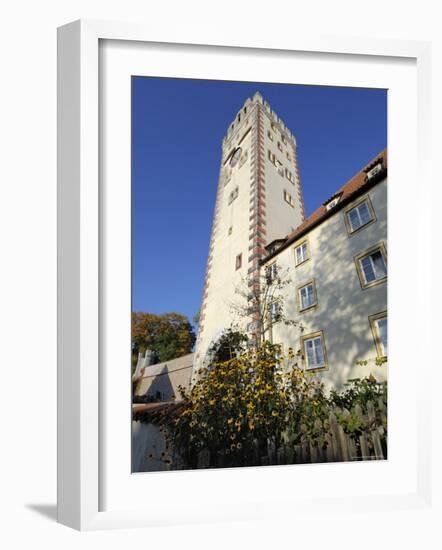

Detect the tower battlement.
xmin=223 ymin=92 xmax=296 ymax=150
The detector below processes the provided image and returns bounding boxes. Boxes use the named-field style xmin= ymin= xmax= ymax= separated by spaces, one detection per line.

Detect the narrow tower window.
xmin=235 ymin=253 xmax=242 ymax=270
xmin=228 ymin=186 xmax=239 ymax=205
xmin=283 ymin=190 xmax=295 ymax=207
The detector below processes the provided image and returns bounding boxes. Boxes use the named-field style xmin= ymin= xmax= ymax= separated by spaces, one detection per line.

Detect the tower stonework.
xmin=194 ymin=92 xmax=305 ymax=371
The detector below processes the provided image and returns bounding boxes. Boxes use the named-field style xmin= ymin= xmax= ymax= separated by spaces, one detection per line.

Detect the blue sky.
xmin=132 ymin=78 xmax=387 ymax=323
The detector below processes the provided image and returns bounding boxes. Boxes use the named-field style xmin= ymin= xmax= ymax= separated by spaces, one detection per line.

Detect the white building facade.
xmin=262 ymin=153 xmax=388 ymax=391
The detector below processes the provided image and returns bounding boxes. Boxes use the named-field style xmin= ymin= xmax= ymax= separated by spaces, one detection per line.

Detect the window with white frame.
xmin=303 ymin=333 xmax=326 ymax=370
xmin=266 ymin=262 xmax=278 ymax=283
xmin=267 ymin=130 xmax=274 ymax=141
xmin=370 ymin=313 xmax=388 ymax=358
xmin=357 ymin=246 xmax=387 ymax=287
xmin=298 ymin=281 xmax=316 ymax=311
xmin=294 ymin=241 xmax=309 ymax=266
xmin=347 ymin=199 xmax=374 ymax=232
xmin=268 ymin=301 xmax=281 ymax=323
xmin=235 ymin=253 xmax=242 ymax=270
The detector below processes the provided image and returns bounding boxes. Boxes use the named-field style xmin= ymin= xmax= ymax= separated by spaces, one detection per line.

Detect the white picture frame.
xmin=57 ymin=19 xmax=432 ymax=531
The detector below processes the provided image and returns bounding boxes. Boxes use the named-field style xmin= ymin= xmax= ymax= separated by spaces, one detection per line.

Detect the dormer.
xmin=264 ymin=238 xmax=287 ymax=256
xmin=323 ymin=192 xmax=343 ymax=212
xmin=364 ymin=157 xmax=386 ymax=181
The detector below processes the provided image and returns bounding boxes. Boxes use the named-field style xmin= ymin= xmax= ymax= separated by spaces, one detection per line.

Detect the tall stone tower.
xmin=194 ymin=92 xmax=305 ymax=370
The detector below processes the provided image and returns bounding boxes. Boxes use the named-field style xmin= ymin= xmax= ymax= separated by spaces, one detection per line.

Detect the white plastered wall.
xmin=270 ymin=178 xmax=387 ymax=392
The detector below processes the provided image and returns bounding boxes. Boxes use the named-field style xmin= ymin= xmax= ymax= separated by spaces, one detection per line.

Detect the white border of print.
xmin=101 ymin=42 xmax=415 ymax=513
xmin=57 ymin=19 xmax=432 ymax=531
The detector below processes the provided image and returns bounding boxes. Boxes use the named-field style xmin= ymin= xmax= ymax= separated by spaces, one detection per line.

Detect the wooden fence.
xmin=189 ymin=398 xmax=387 ymax=469
xmin=290 ymin=399 xmax=387 ymax=464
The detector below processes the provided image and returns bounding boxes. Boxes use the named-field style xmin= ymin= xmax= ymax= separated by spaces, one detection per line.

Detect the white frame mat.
xmin=57 ymin=19 xmax=432 ymax=531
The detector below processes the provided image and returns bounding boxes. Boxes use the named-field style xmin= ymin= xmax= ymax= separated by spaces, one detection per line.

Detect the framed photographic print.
xmin=57 ymin=19 xmax=432 ymax=530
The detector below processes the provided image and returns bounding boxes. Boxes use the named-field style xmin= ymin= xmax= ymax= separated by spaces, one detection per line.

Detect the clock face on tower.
xmin=229 ymin=147 xmax=242 ymax=167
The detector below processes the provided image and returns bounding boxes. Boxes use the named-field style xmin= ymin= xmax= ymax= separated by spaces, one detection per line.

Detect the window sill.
xmin=298 ymin=302 xmax=318 ymax=313
xmin=305 ymin=364 xmax=329 ymax=373
xmin=360 ymin=276 xmax=387 ymax=290
xmin=295 ymin=258 xmax=310 ymax=268
xmin=346 ymin=217 xmax=376 ymax=237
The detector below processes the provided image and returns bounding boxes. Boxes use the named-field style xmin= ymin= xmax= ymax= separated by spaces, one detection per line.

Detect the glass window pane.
xmin=348 ymin=208 xmax=360 ymax=230
xmin=377 ymin=318 xmax=388 ymax=355
xmin=372 ymin=250 xmax=387 ymax=279
xmin=300 ymin=287 xmax=307 ymax=309
xmin=358 ymin=202 xmax=371 ymax=225
xmin=313 ymin=338 xmax=324 ymax=365
xmin=307 ymin=284 xmax=314 ymax=306
xmin=302 ymin=243 xmax=307 ymax=260
xmin=296 ymin=243 xmax=308 ymax=264
xmin=305 ymin=340 xmax=315 ymax=366
xmin=361 ymin=256 xmax=375 ymax=282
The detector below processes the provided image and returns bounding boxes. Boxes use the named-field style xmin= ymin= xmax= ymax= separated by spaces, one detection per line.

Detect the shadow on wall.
xmin=277 ymin=202 xmax=387 ymax=391
xmin=141 ymin=365 xmax=176 ymax=402
xmin=314 ymin=210 xmax=386 ymax=389
xmin=132 ymin=421 xmax=168 ymax=472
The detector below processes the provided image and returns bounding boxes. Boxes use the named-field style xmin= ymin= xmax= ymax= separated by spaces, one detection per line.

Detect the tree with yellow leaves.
xmin=162 ymin=341 xmax=326 ymax=468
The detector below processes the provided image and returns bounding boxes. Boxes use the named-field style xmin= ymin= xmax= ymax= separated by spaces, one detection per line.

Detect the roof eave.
xmin=260 ymin=169 xmax=387 ymax=265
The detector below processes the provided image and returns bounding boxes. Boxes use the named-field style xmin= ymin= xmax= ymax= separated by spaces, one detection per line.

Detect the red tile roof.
xmin=132 ymin=401 xmax=183 ymax=423
xmin=262 ymin=149 xmax=387 ymax=264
